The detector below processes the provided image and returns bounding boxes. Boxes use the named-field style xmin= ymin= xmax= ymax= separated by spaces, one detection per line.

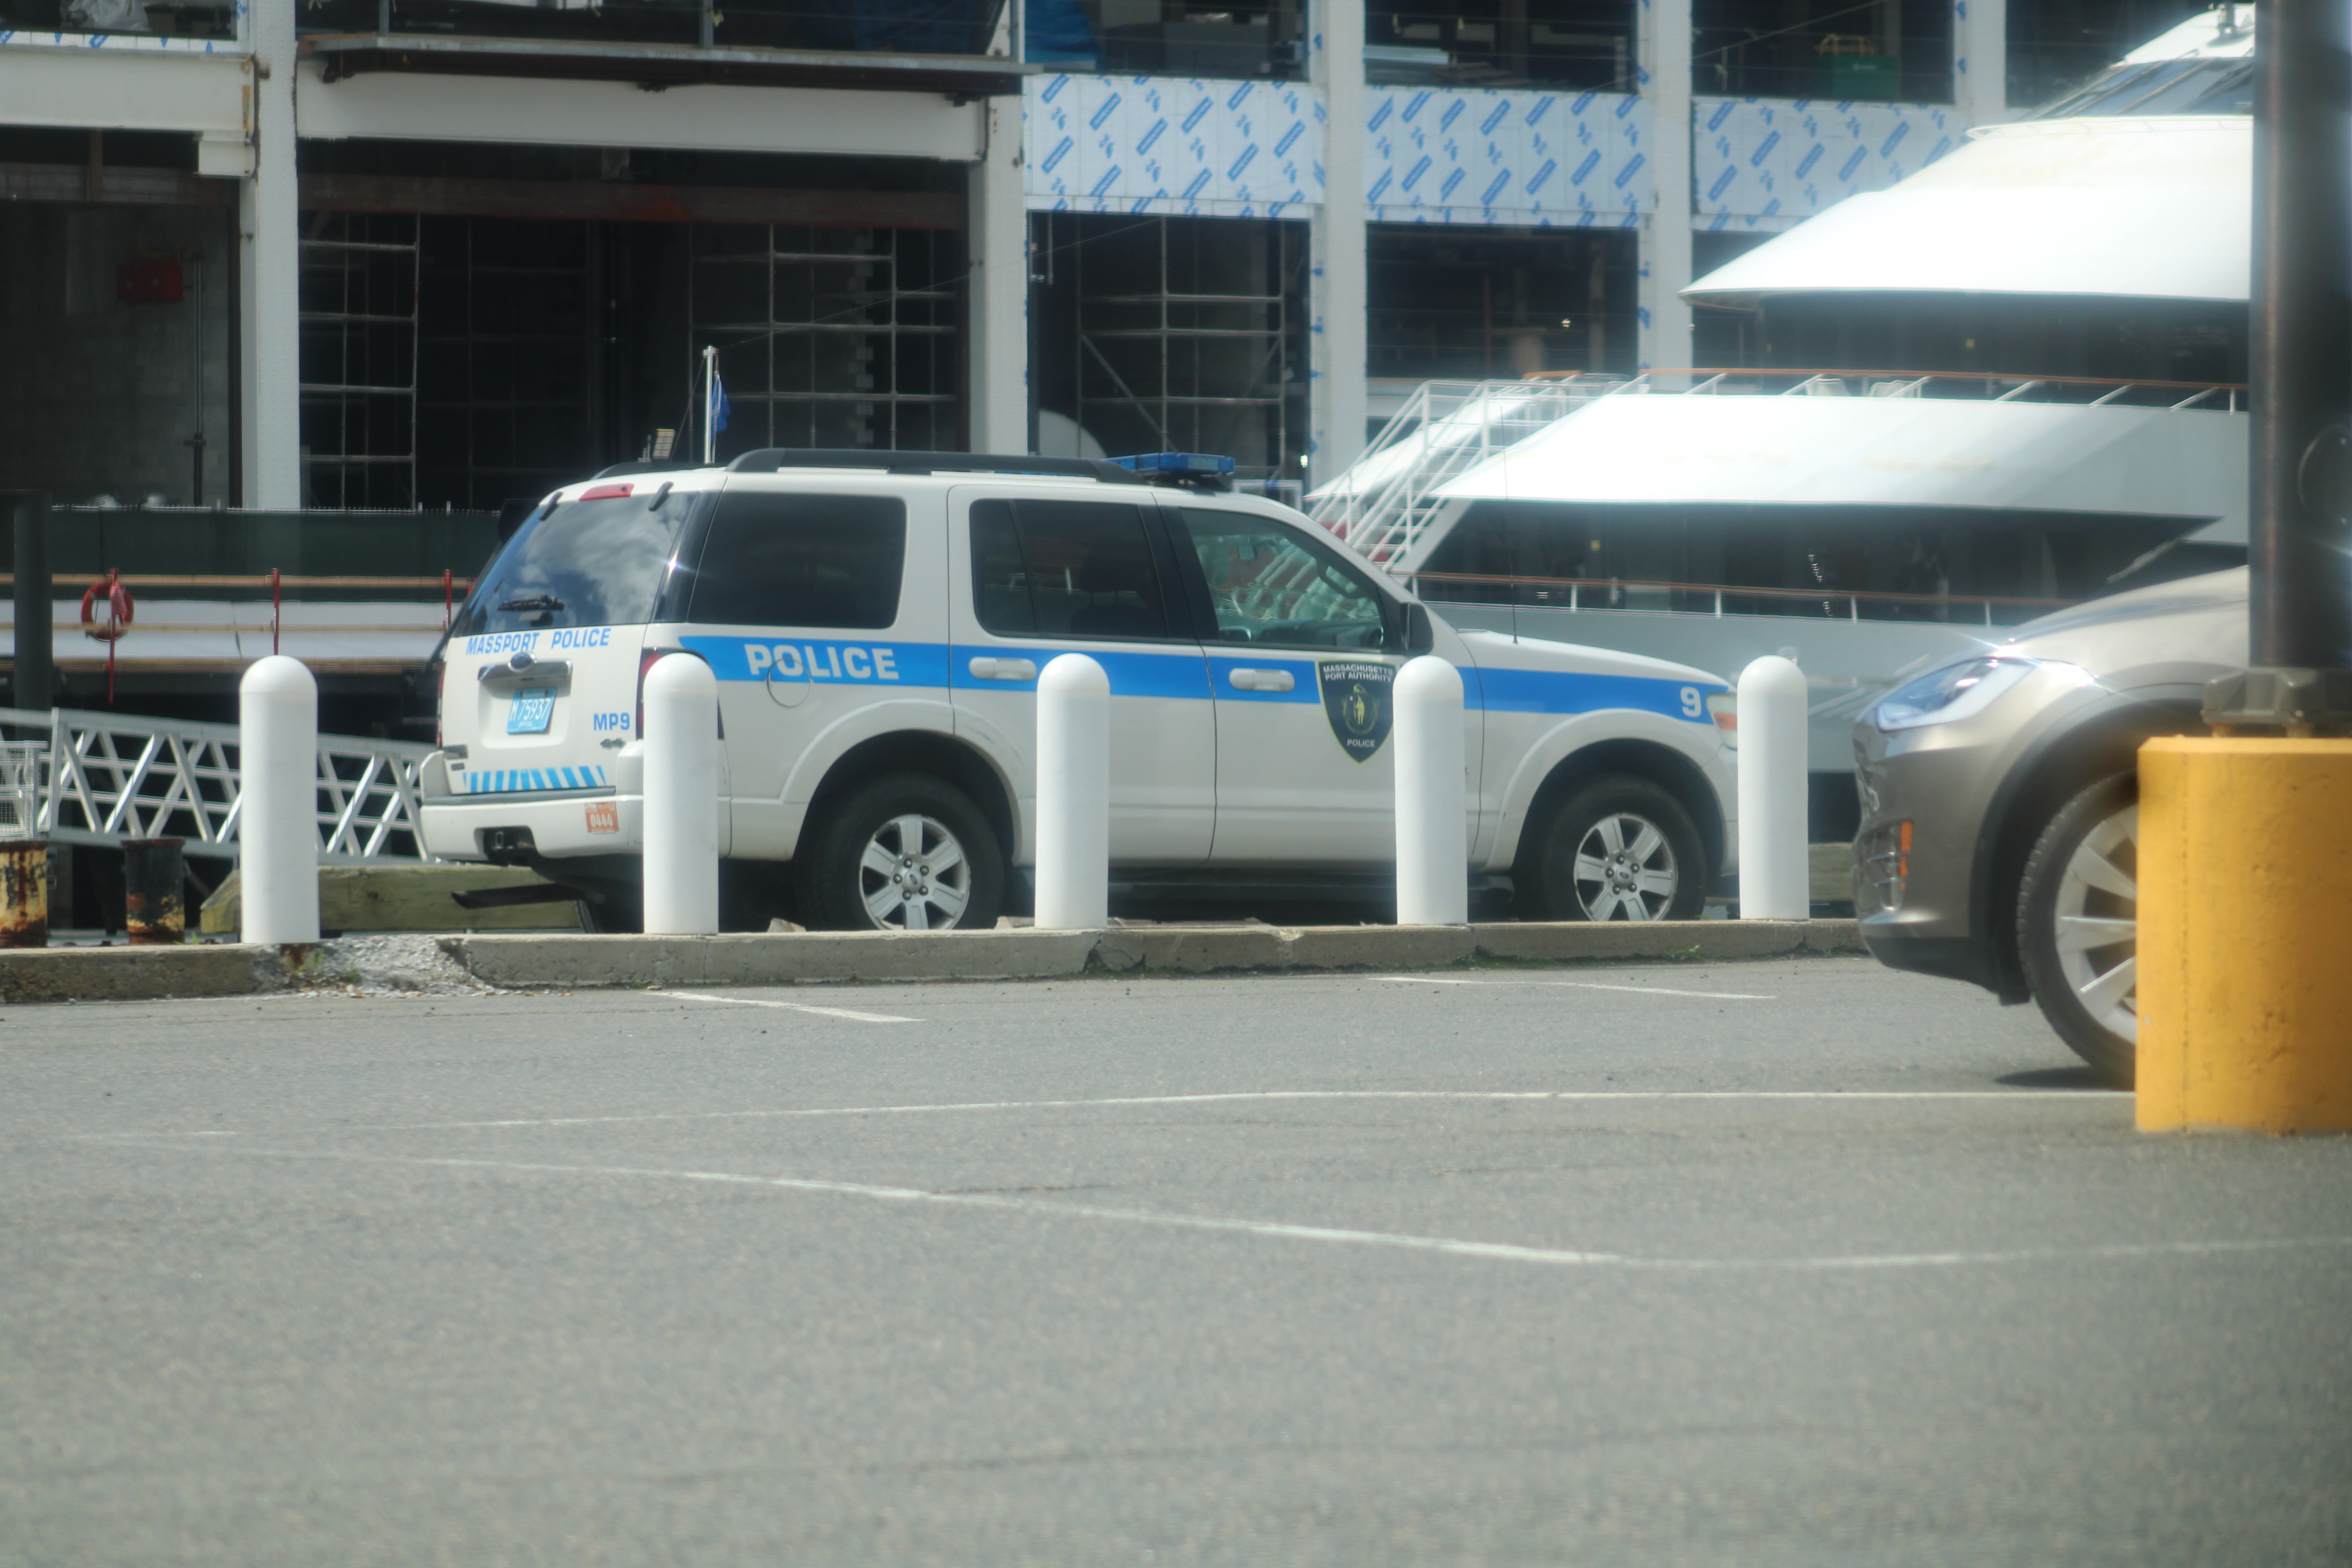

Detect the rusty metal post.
xmin=122 ymin=837 xmax=185 ymax=945
xmin=0 ymin=838 xmax=49 ymax=948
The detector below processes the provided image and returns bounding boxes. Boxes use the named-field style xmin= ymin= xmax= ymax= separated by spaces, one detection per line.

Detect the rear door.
xmin=672 ymin=480 xmax=944 ymax=858
xmin=946 ymin=487 xmax=1215 ymax=866
xmin=441 ymin=484 xmax=682 ymax=808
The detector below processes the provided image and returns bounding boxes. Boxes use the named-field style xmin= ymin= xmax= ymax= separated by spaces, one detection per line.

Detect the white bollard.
xmin=1034 ymin=652 xmax=1110 ymax=931
xmin=238 ymin=655 xmax=320 ymax=944
xmin=642 ymin=652 xmax=720 ymax=936
xmin=1394 ymin=654 xmax=1468 ymax=926
xmin=1737 ymin=654 xmax=1810 ymax=919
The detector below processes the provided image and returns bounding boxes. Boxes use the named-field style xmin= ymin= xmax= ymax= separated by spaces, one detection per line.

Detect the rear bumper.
xmin=421 ymin=791 xmax=643 ymax=861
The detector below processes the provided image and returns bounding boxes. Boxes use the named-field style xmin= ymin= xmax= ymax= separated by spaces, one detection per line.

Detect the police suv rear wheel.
xmin=1525 ymin=775 xmax=1706 ymax=922
xmin=799 ymin=773 xmax=1004 ymax=933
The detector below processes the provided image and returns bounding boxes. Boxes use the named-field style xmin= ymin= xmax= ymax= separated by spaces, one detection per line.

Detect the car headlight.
xmin=1872 ymin=657 xmax=2078 ymax=731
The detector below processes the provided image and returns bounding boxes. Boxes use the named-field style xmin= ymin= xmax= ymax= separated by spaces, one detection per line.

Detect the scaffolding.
xmin=1063 ymin=214 xmax=1303 ymax=481
xmin=416 ymin=218 xmax=603 ymax=510
xmin=298 ymin=211 xmax=419 ymax=510
xmin=689 ymin=225 xmax=959 ymax=454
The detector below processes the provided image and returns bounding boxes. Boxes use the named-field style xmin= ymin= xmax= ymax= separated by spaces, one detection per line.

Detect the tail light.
xmin=1705 ymin=690 xmax=1738 ymax=748
xmin=635 ymin=648 xmax=670 ymax=738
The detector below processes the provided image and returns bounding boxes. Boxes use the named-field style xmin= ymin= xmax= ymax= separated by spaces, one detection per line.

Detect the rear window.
xmin=971 ymin=498 xmax=1170 ymax=640
xmin=451 ymin=493 xmax=690 ymax=637
xmin=686 ymin=492 xmax=906 ymax=630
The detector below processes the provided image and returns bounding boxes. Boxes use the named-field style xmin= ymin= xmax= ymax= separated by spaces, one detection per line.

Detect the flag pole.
xmin=701 ymin=345 xmax=717 ymax=465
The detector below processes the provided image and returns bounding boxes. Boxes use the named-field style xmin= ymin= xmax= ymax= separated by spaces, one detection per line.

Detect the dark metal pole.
xmin=9 ymin=491 xmax=52 ymax=714
xmin=2249 ymin=0 xmax=2352 ymax=671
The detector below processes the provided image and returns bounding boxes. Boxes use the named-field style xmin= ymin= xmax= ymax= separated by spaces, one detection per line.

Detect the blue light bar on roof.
xmin=1112 ymin=452 xmax=1237 ymax=476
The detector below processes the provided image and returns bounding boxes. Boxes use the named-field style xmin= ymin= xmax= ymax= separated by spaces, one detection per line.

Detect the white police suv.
xmin=419 ymin=450 xmax=1739 ymax=931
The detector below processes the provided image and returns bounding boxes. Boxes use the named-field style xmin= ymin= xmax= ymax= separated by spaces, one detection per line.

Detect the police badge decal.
xmin=1317 ymin=660 xmax=1396 ymax=763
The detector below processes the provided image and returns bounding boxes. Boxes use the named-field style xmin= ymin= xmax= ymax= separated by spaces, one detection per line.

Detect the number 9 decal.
xmin=1680 ymin=686 xmax=1703 ymax=718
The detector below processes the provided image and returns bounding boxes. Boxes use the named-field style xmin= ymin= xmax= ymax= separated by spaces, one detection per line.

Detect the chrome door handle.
xmin=967 ymin=657 xmax=1038 ymax=681
xmin=1228 ymin=667 xmax=1294 ymax=692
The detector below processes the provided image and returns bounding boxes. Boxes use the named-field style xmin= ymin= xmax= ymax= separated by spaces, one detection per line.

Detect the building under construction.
xmin=1 ymin=0 xmax=2206 ymax=708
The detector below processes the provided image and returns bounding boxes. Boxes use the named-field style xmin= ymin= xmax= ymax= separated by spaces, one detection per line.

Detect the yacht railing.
xmin=1525 ymin=367 xmax=2248 ymax=413
xmin=1408 ymin=569 xmax=2080 ymax=627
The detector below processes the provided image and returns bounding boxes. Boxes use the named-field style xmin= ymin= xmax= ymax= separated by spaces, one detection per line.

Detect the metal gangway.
xmin=0 ymin=706 xmax=436 ymax=864
xmin=1308 ymin=375 xmax=1635 ymax=568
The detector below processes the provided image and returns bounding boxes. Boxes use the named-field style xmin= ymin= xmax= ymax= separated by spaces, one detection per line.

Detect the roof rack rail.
xmin=722 ymin=449 xmax=1147 ymax=485
xmin=588 ymin=459 xmax=702 ymax=480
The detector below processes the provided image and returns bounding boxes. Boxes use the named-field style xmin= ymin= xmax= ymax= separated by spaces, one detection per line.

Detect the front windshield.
xmin=2028 ymin=57 xmax=2253 ymax=119
xmin=449 ymin=493 xmax=692 ymax=637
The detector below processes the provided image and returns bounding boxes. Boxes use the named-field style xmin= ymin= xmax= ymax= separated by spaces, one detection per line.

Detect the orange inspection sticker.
xmin=584 ymin=802 xmax=620 ymax=835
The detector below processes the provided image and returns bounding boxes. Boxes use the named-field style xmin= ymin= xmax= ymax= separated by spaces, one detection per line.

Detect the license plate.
xmin=506 ymin=687 xmax=556 ymax=735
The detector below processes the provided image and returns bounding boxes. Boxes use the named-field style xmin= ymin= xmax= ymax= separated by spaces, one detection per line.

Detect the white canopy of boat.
xmin=1682 ymin=114 xmax=2250 ymax=306
xmin=1426 ymin=392 xmax=2247 ymax=546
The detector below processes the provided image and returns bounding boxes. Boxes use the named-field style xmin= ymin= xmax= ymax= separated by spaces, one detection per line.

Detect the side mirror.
xmin=1403 ymin=601 xmax=1437 ymax=655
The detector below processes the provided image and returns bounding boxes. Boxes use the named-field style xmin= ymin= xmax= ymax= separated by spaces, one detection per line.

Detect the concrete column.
xmin=1308 ymin=0 xmax=1368 ymax=488
xmin=240 ymin=18 xmax=301 ymax=507
xmin=967 ymin=94 xmax=1031 ymax=455
xmin=1954 ymin=0 xmax=2010 ymax=126
xmin=1637 ymin=0 xmax=1693 ymax=378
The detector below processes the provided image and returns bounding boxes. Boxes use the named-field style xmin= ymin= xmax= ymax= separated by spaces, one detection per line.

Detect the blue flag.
xmin=708 ymin=367 xmax=731 ymax=436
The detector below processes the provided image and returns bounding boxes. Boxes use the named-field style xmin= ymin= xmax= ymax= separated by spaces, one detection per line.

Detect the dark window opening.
xmin=971 ymin=498 xmax=1173 ymax=640
xmin=686 ymin=491 xmax=907 ymax=629
xmin=1368 ymin=226 xmax=1639 ymax=385
xmin=1693 ymin=0 xmax=1952 ymax=102
xmin=296 ymin=0 xmax=1007 ymax=58
xmin=1028 ymin=0 xmax=1308 ymax=80
xmin=1365 ymin=0 xmax=1635 ymax=90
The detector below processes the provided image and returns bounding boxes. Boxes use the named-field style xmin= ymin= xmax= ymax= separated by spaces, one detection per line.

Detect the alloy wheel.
xmin=1571 ymin=812 xmax=1680 ymax=921
xmin=858 ymin=812 xmax=972 ymax=931
xmin=2052 ymin=802 xmax=2138 ymax=1044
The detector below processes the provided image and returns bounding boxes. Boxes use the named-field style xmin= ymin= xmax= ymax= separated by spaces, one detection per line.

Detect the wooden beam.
xmin=296 ymin=171 xmax=963 ymax=230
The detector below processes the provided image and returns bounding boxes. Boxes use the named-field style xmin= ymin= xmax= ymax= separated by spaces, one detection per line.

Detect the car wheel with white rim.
xmin=797 ymin=772 xmax=1004 ymax=933
xmin=1524 ymin=774 xmax=1706 ymax=923
xmin=2018 ymin=772 xmax=2139 ymax=1085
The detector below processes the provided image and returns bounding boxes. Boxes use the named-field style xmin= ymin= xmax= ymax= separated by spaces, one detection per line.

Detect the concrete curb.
xmin=445 ymin=919 xmax=1864 ymax=989
xmin=0 ymin=943 xmax=287 ymax=1004
xmin=0 ymin=921 xmax=1866 ymax=1004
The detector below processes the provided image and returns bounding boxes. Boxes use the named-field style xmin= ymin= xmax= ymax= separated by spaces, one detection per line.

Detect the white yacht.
xmin=1311 ymin=9 xmax=2256 ymax=832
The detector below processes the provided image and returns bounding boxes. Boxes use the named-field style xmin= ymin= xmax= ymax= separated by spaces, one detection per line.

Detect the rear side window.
xmin=970 ymin=498 xmax=1170 ymax=640
xmin=452 ymin=494 xmax=690 ymax=636
xmin=686 ymin=492 xmax=907 ymax=630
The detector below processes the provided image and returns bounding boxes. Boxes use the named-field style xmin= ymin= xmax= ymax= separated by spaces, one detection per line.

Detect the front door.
xmin=1168 ymin=505 xmax=1422 ymax=867
xmin=947 ymin=488 xmax=1216 ymax=867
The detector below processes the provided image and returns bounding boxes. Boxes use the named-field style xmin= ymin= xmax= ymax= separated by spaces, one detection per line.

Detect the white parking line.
xmin=1378 ymin=976 xmax=1774 ymax=1000
xmin=91 ymin=1139 xmax=2347 ymax=1276
xmin=107 ymin=1087 xmax=2124 ymax=1138
xmin=668 ymin=991 xmax=918 ymax=1024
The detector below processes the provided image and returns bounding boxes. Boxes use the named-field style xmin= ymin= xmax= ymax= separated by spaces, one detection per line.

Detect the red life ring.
xmin=80 ymin=573 xmax=134 ymax=643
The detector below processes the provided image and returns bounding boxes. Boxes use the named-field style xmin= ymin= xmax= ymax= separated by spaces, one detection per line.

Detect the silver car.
xmin=1851 ymin=568 xmax=2248 ymax=1083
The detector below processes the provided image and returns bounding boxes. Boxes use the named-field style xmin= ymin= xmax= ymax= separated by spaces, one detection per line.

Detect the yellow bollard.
xmin=2138 ymin=736 xmax=2352 ymax=1133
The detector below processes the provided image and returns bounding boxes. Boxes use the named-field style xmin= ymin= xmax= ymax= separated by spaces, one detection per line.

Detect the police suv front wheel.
xmin=799 ymin=773 xmax=1005 ymax=933
xmin=1523 ymin=774 xmax=1706 ymax=923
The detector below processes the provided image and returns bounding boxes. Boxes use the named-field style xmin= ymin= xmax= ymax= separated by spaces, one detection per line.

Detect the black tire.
xmin=1521 ymin=773 xmax=1708 ymax=922
xmin=2018 ymin=772 xmax=2139 ymax=1085
xmin=795 ymin=772 xmax=1005 ymax=933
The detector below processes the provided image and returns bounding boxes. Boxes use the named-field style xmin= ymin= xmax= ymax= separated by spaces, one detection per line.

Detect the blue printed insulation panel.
xmin=1692 ymin=96 xmax=1966 ymax=228
xmin=1363 ymin=87 xmax=1649 ymax=227
xmin=1025 ymin=75 xmax=1326 ymax=219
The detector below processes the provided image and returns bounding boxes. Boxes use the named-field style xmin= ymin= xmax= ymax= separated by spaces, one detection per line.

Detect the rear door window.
xmin=452 ymin=493 xmax=691 ymax=636
xmin=686 ymin=491 xmax=907 ymax=629
xmin=970 ymin=498 xmax=1172 ymax=640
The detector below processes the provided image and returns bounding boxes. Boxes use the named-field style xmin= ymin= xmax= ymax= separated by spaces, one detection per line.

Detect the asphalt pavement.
xmin=4 ymin=957 xmax=2348 ymax=1566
